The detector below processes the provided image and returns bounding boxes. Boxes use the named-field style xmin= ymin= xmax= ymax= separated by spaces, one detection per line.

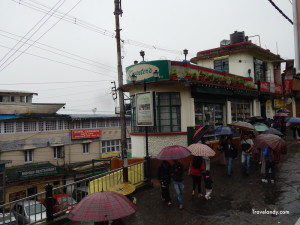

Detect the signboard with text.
xmin=136 ymin=92 xmax=155 ymax=126
xmin=284 ymin=79 xmax=293 ymax=95
xmin=72 ymin=129 xmax=102 ymax=140
xmin=274 ymin=84 xmax=283 ymax=94
xmin=259 ymin=80 xmax=270 ymax=92
xmin=18 ymin=167 xmax=57 ymax=179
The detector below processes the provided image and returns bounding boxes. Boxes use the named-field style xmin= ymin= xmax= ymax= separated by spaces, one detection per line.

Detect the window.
xmin=24 ymin=150 xmax=33 ymax=163
xmin=214 ymin=58 xmax=229 ymax=72
xmin=132 ymin=92 xmax=181 ymax=133
xmin=24 ymin=121 xmax=37 ymax=132
xmin=10 ymin=96 xmax=15 ymax=102
xmin=101 ymin=140 xmax=121 ymax=153
xmin=254 ymin=58 xmax=266 ymax=83
xmin=4 ymin=122 xmax=14 ymax=133
xmin=194 ymin=102 xmax=224 ymax=128
xmin=58 ymin=120 xmax=64 ymax=130
xmin=16 ymin=121 xmax=23 ymax=132
xmin=83 ymin=143 xmax=89 ymax=154
xmin=97 ymin=120 xmax=105 ymax=127
xmin=82 ymin=120 xmax=90 ymax=128
xmin=46 ymin=120 xmax=56 ymax=131
xmin=38 ymin=121 xmax=44 ymax=131
xmin=54 ymin=146 xmax=63 ymax=159
xmin=231 ymin=101 xmax=251 ymax=121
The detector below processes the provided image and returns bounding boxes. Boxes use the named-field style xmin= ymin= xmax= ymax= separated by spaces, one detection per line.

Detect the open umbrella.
xmin=277 ymin=109 xmax=290 ymax=113
xmin=286 ymin=117 xmax=300 ymax=123
xmin=262 ymin=128 xmax=284 ymax=137
xmin=193 ymin=125 xmax=209 ymax=143
xmin=230 ymin=121 xmax=254 ymax=130
xmin=214 ymin=126 xmax=235 ymax=136
xmin=67 ymin=191 xmax=137 ymax=222
xmin=275 ymin=112 xmax=289 ymax=117
xmin=157 ymin=145 xmax=191 ymax=160
xmin=253 ymin=123 xmax=269 ymax=132
xmin=254 ymin=134 xmax=286 ymax=153
xmin=187 ymin=143 xmax=216 ymax=157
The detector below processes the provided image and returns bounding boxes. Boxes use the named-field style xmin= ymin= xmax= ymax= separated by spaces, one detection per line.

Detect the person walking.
xmin=224 ymin=137 xmax=238 ymax=176
xmin=217 ymin=135 xmax=227 ymax=166
xmin=240 ymin=133 xmax=254 ymax=175
xmin=188 ymin=156 xmax=205 ymax=198
xmin=171 ymin=160 xmax=184 ymax=209
xmin=203 ymin=171 xmax=213 ymax=200
xmin=261 ymin=145 xmax=280 ymax=184
xmin=158 ymin=160 xmax=172 ymax=206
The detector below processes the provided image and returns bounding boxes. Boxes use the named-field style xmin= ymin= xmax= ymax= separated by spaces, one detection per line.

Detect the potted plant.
xmin=198 ymin=71 xmax=205 ymax=81
xmin=191 ymin=72 xmax=197 ymax=80
xmin=171 ymin=69 xmax=178 ymax=80
xmin=185 ymin=71 xmax=192 ymax=80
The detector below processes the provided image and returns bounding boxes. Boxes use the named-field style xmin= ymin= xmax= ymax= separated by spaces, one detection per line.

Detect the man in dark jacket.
xmin=171 ymin=160 xmax=184 ymax=209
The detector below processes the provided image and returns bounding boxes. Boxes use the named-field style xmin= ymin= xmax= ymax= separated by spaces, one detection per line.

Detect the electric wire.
xmin=11 ymin=0 xmax=185 ymax=56
xmin=0 ymin=31 xmax=117 ymax=73
xmin=0 ymin=44 xmax=115 ymax=77
xmin=267 ymin=0 xmax=293 ymax=24
xmin=0 ymin=0 xmax=66 ymax=71
xmin=0 ymin=29 xmax=117 ymax=72
xmin=0 ymin=80 xmax=113 ymax=85
xmin=0 ymin=0 xmax=82 ymax=72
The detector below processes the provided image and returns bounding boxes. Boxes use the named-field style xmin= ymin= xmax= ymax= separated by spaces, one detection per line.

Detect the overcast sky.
xmin=0 ymin=0 xmax=295 ymax=114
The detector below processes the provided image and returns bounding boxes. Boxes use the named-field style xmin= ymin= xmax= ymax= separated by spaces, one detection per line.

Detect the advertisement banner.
xmin=284 ymin=79 xmax=293 ymax=95
xmin=136 ymin=92 xmax=154 ymax=126
xmin=259 ymin=80 xmax=270 ymax=92
xmin=274 ymin=84 xmax=283 ymax=94
xmin=101 ymin=151 xmax=120 ymax=159
xmin=72 ymin=129 xmax=102 ymax=139
xmin=273 ymin=99 xmax=284 ymax=109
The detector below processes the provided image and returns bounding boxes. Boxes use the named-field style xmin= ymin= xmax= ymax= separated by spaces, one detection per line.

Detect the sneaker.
xmin=167 ymin=202 xmax=172 ymax=206
xmin=198 ymin=194 xmax=203 ymax=198
xmin=270 ymin=179 xmax=275 ymax=184
xmin=179 ymin=204 xmax=183 ymax=209
xmin=261 ymin=178 xmax=268 ymax=183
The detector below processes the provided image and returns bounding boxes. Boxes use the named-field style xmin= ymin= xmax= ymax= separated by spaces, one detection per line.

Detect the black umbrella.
xmin=262 ymin=128 xmax=284 ymax=137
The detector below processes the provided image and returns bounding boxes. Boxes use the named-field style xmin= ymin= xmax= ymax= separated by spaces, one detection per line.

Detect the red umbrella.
xmin=254 ymin=134 xmax=286 ymax=153
xmin=187 ymin=143 xmax=216 ymax=157
xmin=275 ymin=112 xmax=288 ymax=117
xmin=193 ymin=125 xmax=209 ymax=143
xmin=157 ymin=145 xmax=191 ymax=160
xmin=67 ymin=191 xmax=137 ymax=222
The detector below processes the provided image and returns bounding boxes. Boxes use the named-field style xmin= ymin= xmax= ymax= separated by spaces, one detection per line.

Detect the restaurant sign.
xmin=18 ymin=166 xmax=57 ymax=179
xmin=136 ymin=92 xmax=155 ymax=126
xmin=72 ymin=129 xmax=101 ymax=140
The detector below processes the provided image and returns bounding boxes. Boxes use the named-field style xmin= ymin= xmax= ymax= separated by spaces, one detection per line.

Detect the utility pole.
xmin=114 ymin=0 xmax=128 ymax=182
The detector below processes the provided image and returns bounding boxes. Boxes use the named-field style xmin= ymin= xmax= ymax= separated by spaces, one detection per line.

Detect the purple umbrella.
xmin=157 ymin=145 xmax=191 ymax=160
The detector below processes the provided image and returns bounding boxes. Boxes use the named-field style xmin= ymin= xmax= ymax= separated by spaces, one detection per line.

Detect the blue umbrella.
xmin=286 ymin=117 xmax=300 ymax=123
xmin=214 ymin=126 xmax=235 ymax=135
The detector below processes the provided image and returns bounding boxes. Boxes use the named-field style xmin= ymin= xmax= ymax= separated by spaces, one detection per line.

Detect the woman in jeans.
xmin=240 ymin=133 xmax=253 ymax=175
xmin=171 ymin=160 xmax=184 ymax=209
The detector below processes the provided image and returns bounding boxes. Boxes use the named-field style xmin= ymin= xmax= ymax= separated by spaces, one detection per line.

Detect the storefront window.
xmin=195 ymin=102 xmax=224 ymax=129
xmin=231 ymin=102 xmax=251 ymax=121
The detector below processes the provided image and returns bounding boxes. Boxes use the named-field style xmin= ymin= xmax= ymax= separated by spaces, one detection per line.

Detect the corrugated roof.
xmin=0 ymin=90 xmax=38 ymax=95
xmin=68 ymin=114 xmax=130 ymax=119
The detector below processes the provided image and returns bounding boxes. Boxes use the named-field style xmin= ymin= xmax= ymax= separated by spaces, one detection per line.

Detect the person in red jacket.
xmin=189 ymin=156 xmax=205 ymax=198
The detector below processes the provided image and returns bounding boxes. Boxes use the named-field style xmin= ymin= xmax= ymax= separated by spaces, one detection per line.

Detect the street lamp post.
xmin=183 ymin=49 xmax=188 ymax=61
xmin=130 ymin=69 xmax=159 ymax=181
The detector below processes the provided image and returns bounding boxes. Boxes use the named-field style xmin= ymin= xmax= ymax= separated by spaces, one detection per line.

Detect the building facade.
xmin=123 ymin=31 xmax=296 ymax=158
xmin=0 ymin=90 xmax=131 ymax=203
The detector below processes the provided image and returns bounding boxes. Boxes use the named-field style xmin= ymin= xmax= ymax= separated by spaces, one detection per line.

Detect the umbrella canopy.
xmin=214 ymin=126 xmax=235 ymax=136
xmin=187 ymin=144 xmax=216 ymax=157
xmin=193 ymin=125 xmax=209 ymax=143
xmin=157 ymin=145 xmax=191 ymax=160
xmin=275 ymin=112 xmax=289 ymax=117
xmin=277 ymin=109 xmax=290 ymax=113
xmin=230 ymin=121 xmax=254 ymax=130
xmin=254 ymin=134 xmax=286 ymax=153
xmin=67 ymin=191 xmax=137 ymax=222
xmin=262 ymin=128 xmax=284 ymax=137
xmin=286 ymin=117 xmax=300 ymax=123
xmin=253 ymin=123 xmax=269 ymax=132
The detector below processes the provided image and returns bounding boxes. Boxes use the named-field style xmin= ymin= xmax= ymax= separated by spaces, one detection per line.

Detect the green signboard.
xmin=125 ymin=60 xmax=170 ymax=83
xmin=18 ymin=166 xmax=57 ymax=179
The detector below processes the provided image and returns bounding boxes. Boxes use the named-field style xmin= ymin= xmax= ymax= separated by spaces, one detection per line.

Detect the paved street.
xmin=65 ymin=133 xmax=300 ymax=225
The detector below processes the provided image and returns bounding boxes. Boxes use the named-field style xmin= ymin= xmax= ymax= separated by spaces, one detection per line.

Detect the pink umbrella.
xmin=187 ymin=144 xmax=216 ymax=157
xmin=67 ymin=191 xmax=137 ymax=222
xmin=157 ymin=145 xmax=191 ymax=160
xmin=254 ymin=134 xmax=286 ymax=153
xmin=275 ymin=112 xmax=288 ymax=117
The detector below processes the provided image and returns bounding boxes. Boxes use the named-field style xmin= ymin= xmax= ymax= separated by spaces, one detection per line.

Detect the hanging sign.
xmin=136 ymin=92 xmax=154 ymax=126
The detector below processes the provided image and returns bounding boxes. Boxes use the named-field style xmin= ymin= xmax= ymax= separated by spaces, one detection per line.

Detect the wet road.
xmin=65 ymin=133 xmax=300 ymax=225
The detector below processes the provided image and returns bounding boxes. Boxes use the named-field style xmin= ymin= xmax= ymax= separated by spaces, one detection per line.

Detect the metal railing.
xmin=0 ymin=160 xmax=146 ymax=224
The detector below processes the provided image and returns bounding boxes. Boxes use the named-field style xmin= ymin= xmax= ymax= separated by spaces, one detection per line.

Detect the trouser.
xmin=173 ymin=181 xmax=184 ymax=205
xmin=264 ymin=161 xmax=275 ymax=180
xmin=191 ymin=175 xmax=202 ymax=193
xmin=226 ymin=157 xmax=233 ymax=175
xmin=241 ymin=152 xmax=251 ymax=174
xmin=161 ymin=185 xmax=171 ymax=202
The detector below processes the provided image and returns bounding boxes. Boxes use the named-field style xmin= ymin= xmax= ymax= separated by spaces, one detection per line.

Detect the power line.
xmin=11 ymin=0 xmax=185 ymax=56
xmin=267 ymin=0 xmax=293 ymax=24
xmin=0 ymin=0 xmax=66 ymax=70
xmin=0 ymin=29 xmax=117 ymax=73
xmin=0 ymin=80 xmax=112 ymax=85
xmin=0 ymin=44 xmax=115 ymax=77
xmin=0 ymin=0 xmax=82 ymax=72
